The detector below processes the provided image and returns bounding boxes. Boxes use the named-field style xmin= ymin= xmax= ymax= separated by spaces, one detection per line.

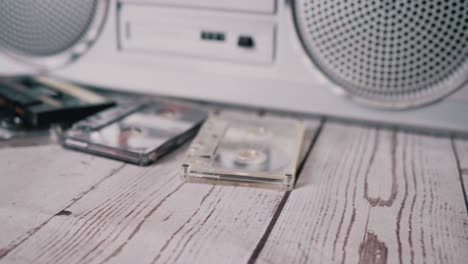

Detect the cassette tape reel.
xmin=183 ymin=115 xmax=305 ymax=190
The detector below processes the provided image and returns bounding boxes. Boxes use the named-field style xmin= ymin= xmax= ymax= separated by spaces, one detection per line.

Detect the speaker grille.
xmin=0 ymin=0 xmax=97 ymax=57
xmin=295 ymin=0 xmax=468 ymax=108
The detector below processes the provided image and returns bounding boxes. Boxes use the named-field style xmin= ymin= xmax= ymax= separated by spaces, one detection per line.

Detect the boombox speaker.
xmin=295 ymin=0 xmax=468 ymax=108
xmin=0 ymin=0 xmax=467 ymax=133
xmin=0 ymin=0 xmax=108 ymax=68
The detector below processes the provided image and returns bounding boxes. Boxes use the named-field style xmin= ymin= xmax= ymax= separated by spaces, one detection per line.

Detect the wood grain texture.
xmin=257 ymin=122 xmax=468 ymax=264
xmin=0 ymin=146 xmax=124 ymax=257
xmin=0 ymin=116 xmax=321 ymax=264
xmin=454 ymin=138 xmax=468 ymax=170
xmin=453 ymin=138 xmax=468 ymax=209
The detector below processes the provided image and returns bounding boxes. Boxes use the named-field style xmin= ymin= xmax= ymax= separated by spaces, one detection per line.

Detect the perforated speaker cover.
xmin=0 ymin=0 xmax=108 ymax=69
xmin=294 ymin=0 xmax=468 ymax=108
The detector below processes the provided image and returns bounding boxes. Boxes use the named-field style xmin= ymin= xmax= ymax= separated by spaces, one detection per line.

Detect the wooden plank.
xmin=256 ymin=122 xmax=468 ymax=264
xmin=0 ymin=146 xmax=124 ymax=257
xmin=453 ymin=138 xmax=468 ymax=208
xmin=1 ymin=115 xmax=321 ymax=264
xmin=453 ymin=138 xmax=468 ymax=170
xmin=0 ymin=133 xmax=54 ymax=149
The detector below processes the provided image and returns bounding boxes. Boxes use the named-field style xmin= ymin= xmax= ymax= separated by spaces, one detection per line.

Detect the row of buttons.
xmin=200 ymin=31 xmax=255 ymax=48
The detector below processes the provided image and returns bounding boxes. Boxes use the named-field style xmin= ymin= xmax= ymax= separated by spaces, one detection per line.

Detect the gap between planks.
xmin=247 ymin=118 xmax=325 ymax=264
xmin=0 ymin=111 xmax=322 ymax=264
xmin=0 ymin=163 xmax=126 ymax=259
xmin=255 ymin=122 xmax=468 ymax=264
xmin=452 ymin=137 xmax=468 ymax=212
xmin=3 ymin=114 xmax=466 ymax=264
xmin=0 ymin=98 xmax=224 ymax=260
xmin=0 ymin=145 xmax=126 ymax=259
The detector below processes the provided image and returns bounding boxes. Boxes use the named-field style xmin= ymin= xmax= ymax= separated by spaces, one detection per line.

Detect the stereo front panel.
xmin=0 ymin=0 xmax=467 ymax=133
xmin=120 ymin=0 xmax=276 ymax=13
xmin=119 ymin=5 xmax=276 ymax=64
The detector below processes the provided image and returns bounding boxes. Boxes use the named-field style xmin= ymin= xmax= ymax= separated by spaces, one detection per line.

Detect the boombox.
xmin=1 ymin=0 xmax=467 ymax=133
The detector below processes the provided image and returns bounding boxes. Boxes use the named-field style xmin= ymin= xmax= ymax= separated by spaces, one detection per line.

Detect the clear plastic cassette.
xmin=61 ymin=101 xmax=207 ymax=165
xmin=182 ymin=115 xmax=305 ymax=190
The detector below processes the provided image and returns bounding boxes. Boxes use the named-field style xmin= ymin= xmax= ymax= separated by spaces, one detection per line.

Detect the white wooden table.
xmin=0 ymin=106 xmax=467 ymax=264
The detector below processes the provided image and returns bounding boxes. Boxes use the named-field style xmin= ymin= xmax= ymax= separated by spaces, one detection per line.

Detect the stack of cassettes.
xmin=0 ymin=110 xmax=55 ymax=148
xmin=0 ymin=76 xmax=114 ymax=127
xmin=1 ymin=74 xmax=307 ymax=190
xmin=182 ymin=114 xmax=305 ymax=190
xmin=0 ymin=75 xmax=115 ymax=147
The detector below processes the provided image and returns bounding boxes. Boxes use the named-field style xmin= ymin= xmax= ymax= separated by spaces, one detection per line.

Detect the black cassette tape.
xmin=0 ymin=76 xmax=114 ymax=127
xmin=61 ymin=101 xmax=207 ymax=166
xmin=0 ymin=109 xmax=55 ymax=148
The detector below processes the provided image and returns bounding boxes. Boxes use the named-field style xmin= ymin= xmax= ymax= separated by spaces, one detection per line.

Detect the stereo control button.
xmin=238 ymin=36 xmax=255 ymax=48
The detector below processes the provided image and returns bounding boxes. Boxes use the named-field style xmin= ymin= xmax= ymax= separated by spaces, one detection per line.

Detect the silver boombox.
xmin=1 ymin=0 xmax=467 ymax=133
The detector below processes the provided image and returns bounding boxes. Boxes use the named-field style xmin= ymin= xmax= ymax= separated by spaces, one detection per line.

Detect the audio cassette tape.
xmin=0 ymin=110 xmax=55 ymax=148
xmin=61 ymin=101 xmax=207 ymax=165
xmin=0 ymin=76 xmax=114 ymax=127
xmin=182 ymin=115 xmax=305 ymax=190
